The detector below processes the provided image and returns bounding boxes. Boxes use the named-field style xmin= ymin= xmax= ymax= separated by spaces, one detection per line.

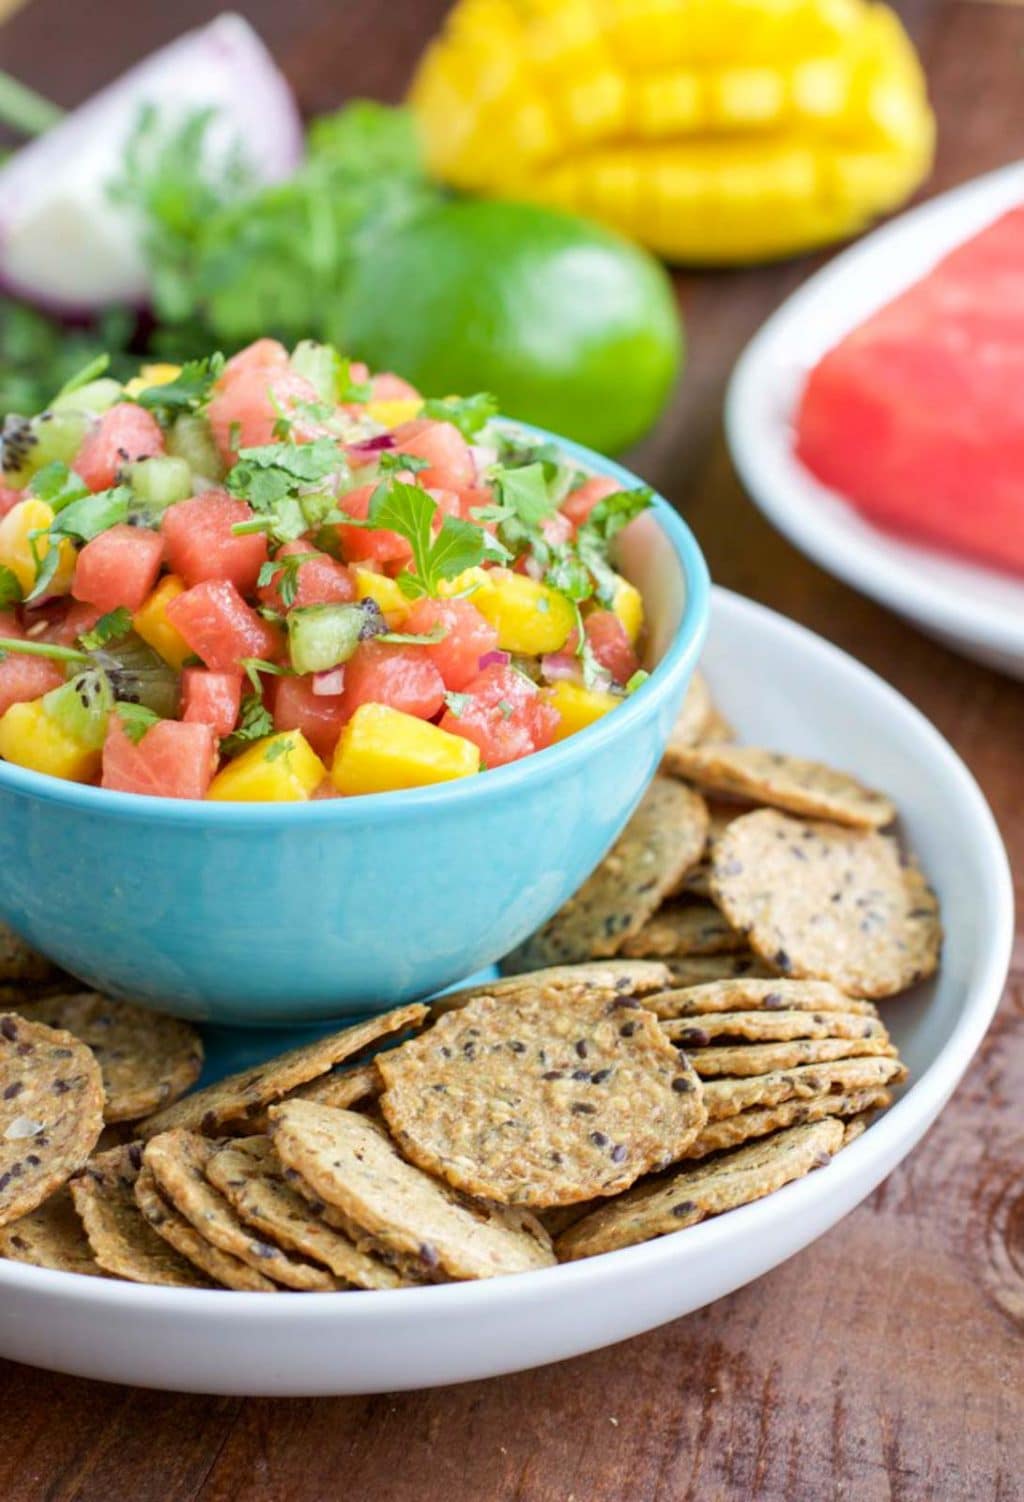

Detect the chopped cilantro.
xmin=0 ymin=636 xmax=88 ymax=665
xmin=29 ymin=461 xmax=90 ymax=512
xmin=443 ymin=691 xmax=471 ymax=719
xmin=46 ymin=486 xmax=132 ymax=543
xmin=377 ymin=624 xmax=448 ymax=646
xmin=78 ymin=607 xmax=132 ymax=651
xmin=132 ymin=353 xmax=225 ymax=419
xmin=376 ymin=451 xmax=429 ymax=477
xmin=239 ymin=657 xmax=294 ymax=695
xmin=625 ymin=670 xmax=649 ymax=694
xmin=497 ymin=699 xmax=514 ymax=720
xmin=422 ymin=392 xmax=498 ymax=441
xmin=220 ymin=691 xmax=274 ymax=758
xmin=493 ymin=463 xmax=557 ymax=528
xmin=336 ymin=357 xmax=373 ymax=403
xmin=256 ymin=551 xmax=321 ymax=609
xmin=357 ymin=480 xmax=488 ymax=597
xmin=114 ymin=702 xmax=161 ymax=744
xmin=264 ymin=737 xmax=293 ymax=764
xmin=226 ymin=438 xmax=346 ymax=544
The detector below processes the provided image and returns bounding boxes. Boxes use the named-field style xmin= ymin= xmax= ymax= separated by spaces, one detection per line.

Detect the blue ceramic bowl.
xmin=0 ymin=426 xmax=709 ymax=1024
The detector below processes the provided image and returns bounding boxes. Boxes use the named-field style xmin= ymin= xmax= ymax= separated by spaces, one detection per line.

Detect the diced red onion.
xmin=478 ymin=650 xmax=510 ymax=671
xmin=541 ymin=652 xmax=582 ymax=683
xmin=311 ymin=668 xmax=345 ymax=696
xmin=347 ymin=433 xmax=396 ymax=458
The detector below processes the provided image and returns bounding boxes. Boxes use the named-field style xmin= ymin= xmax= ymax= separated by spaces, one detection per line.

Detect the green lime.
xmin=335 ymin=199 xmax=683 ymax=455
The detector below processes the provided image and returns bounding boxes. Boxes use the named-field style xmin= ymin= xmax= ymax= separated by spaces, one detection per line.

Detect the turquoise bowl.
xmin=0 ymin=427 xmax=709 ymax=1024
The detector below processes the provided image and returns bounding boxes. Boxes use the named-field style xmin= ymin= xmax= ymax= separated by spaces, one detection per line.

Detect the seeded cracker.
xmin=664 ymin=954 xmax=775 ymax=986
xmin=378 ymin=988 xmax=705 ymax=1206
xmin=14 ymin=992 xmax=202 ymax=1122
xmin=139 ymin=1002 xmax=428 ymax=1137
xmin=0 ymin=924 xmax=53 ymax=983
xmin=687 ymin=1035 xmax=897 ymax=1078
xmin=0 ymin=1187 xmax=101 ymax=1275
xmin=0 ymin=1014 xmax=104 ymax=1227
xmin=621 ymin=902 xmax=745 ymax=959
xmin=242 ymin=1062 xmax=383 ymax=1135
xmin=133 ymin=1163 xmax=276 ymax=1291
xmin=663 ymin=745 xmax=896 ymax=830
xmin=207 ymin=1136 xmax=406 ymax=1289
xmin=643 ymin=978 xmax=878 ymax=1021
xmin=70 ymin=1143 xmax=208 ymax=1286
xmin=502 ymin=778 xmax=709 ymax=972
xmin=682 ymin=1086 xmax=892 ymax=1157
xmin=145 ymin=1130 xmax=339 ymax=1290
xmin=662 ymin=1010 xmax=890 ymax=1048
xmin=700 ymin=1055 xmax=906 ymax=1122
xmin=665 ymin=670 xmax=714 ymax=750
xmin=270 ymin=1103 xmax=556 ymax=1279
xmin=557 ymin=1118 xmax=844 ymax=1259
xmin=434 ymin=960 xmax=672 ymax=1016
xmin=711 ymin=809 xmax=941 ymax=997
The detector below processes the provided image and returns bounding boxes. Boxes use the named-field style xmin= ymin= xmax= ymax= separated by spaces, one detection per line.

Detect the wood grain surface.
xmin=1 ymin=2 xmax=1022 ymax=1499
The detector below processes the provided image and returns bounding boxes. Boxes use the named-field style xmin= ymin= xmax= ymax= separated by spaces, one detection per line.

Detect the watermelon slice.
xmin=795 ymin=206 xmax=1024 ymax=575
xmin=101 ymin=716 xmax=217 ymax=799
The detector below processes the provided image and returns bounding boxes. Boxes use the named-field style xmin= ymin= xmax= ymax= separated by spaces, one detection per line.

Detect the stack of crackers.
xmin=0 ymin=672 xmax=943 ymax=1285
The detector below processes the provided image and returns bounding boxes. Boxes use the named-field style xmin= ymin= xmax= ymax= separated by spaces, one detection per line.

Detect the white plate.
xmin=0 ymin=588 xmax=1011 ymax=1395
xmin=726 ymin=161 xmax=1024 ymax=679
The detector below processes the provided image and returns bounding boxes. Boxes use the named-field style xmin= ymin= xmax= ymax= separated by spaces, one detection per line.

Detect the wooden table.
xmin=1 ymin=2 xmax=1022 ymax=1497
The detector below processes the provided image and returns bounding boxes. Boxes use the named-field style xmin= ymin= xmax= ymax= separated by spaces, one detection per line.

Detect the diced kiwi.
xmin=1 ymin=410 xmax=94 ymax=487
xmin=287 ymin=604 xmax=366 ymax=675
xmin=91 ymin=633 xmax=181 ymax=718
xmin=49 ymin=379 xmax=123 ymax=415
xmin=43 ymin=669 xmax=114 ymax=750
xmin=126 ymin=456 xmax=193 ymax=513
xmin=166 ymin=413 xmax=223 ymax=484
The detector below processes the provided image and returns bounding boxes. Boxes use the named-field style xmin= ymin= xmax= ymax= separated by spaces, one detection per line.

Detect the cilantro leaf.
xmin=257 ymin=551 xmax=321 ymax=609
xmin=625 ymin=670 xmax=649 ymax=694
xmin=443 ymin=691 xmax=471 ymax=719
xmin=357 ymin=480 xmax=489 ymax=597
xmin=494 ymin=463 xmax=557 ymax=528
xmin=132 ymin=353 xmax=225 ymax=418
xmin=376 ymin=451 xmax=429 ymax=478
xmin=226 ymin=439 xmax=346 ymax=545
xmin=220 ymin=691 xmax=274 ymax=758
xmin=264 ymin=737 xmax=293 ymax=764
xmin=0 ymin=636 xmax=88 ymax=665
xmin=377 ymin=624 xmax=448 ymax=646
xmin=238 ymin=657 xmax=294 ymax=695
xmin=0 ymin=566 xmax=22 ymax=609
xmin=580 ymin=488 xmax=654 ymax=543
xmin=29 ymin=461 xmax=90 ymax=512
xmin=336 ymin=357 xmax=372 ymax=403
xmin=78 ymin=607 xmax=132 ymax=651
xmin=114 ymin=702 xmax=161 ymax=745
xmin=422 ymin=392 xmax=498 ymax=441
xmin=47 ymin=486 xmax=132 ymax=543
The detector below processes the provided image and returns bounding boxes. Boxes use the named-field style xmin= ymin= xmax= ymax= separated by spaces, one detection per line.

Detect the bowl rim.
xmin=0 ymin=588 xmax=1012 ymax=1325
xmin=0 ymin=422 xmax=710 ymax=823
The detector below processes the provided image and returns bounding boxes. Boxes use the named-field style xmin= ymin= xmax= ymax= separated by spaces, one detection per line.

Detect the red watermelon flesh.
xmin=101 ymin=716 xmax=217 ymax=799
xmin=795 ymin=206 xmax=1024 ymax=574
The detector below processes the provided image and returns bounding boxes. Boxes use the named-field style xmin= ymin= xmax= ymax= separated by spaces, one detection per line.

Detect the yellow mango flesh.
xmin=351 ymin=566 xmax=411 ymax=628
xmin=609 ymin=575 xmax=644 ymax=643
xmin=124 ymin=363 xmax=183 ymax=397
xmin=332 ymin=703 xmax=480 ymax=795
xmin=132 ymin=575 xmax=193 ymax=670
xmin=469 ymin=570 xmax=576 ymax=654
xmin=207 ymin=732 xmax=326 ymax=802
xmin=543 ymin=679 xmax=622 ymax=740
xmin=0 ymin=700 xmax=100 ymax=782
xmin=365 ymin=398 xmax=423 ymax=428
xmin=0 ymin=499 xmax=76 ymax=597
xmin=410 ymin=0 xmax=935 ymax=262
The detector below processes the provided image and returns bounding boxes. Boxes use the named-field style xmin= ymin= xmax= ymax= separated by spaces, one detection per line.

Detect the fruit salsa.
xmin=0 ymin=339 xmax=652 ymax=800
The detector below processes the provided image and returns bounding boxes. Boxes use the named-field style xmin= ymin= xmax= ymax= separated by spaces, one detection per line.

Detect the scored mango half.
xmin=409 ymin=0 xmax=935 ymax=262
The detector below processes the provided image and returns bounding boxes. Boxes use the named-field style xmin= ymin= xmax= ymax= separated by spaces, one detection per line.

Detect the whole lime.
xmin=335 ymin=199 xmax=683 ymax=454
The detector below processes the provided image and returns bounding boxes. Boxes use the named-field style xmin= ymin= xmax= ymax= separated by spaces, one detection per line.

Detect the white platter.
xmin=0 ymin=587 xmax=1012 ymax=1395
xmin=726 ymin=161 xmax=1024 ymax=679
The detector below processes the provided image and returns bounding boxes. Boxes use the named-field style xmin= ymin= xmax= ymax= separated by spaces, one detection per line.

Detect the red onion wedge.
xmin=0 ymin=14 xmax=303 ymax=315
xmin=477 ymin=649 xmax=510 ymax=671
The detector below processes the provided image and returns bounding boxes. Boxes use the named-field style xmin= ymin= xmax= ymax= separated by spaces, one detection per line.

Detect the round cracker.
xmin=436 ymin=960 xmax=672 ymax=1017
xmin=269 ymin=1102 xmax=555 ymax=1280
xmin=700 ymin=1054 xmax=907 ymax=1122
xmin=0 ymin=1014 xmax=104 ymax=1227
xmin=686 ymin=1035 xmax=897 ymax=1078
xmin=621 ymin=902 xmax=745 ymax=959
xmin=377 ymin=990 xmax=706 ymax=1207
xmin=13 ymin=992 xmax=202 ymax=1123
xmin=665 ymin=670 xmax=714 ymax=751
xmin=0 ymin=1187 xmax=100 ymax=1276
xmin=664 ymin=954 xmax=775 ymax=987
xmin=662 ymin=745 xmax=896 ymax=830
xmin=644 ymin=978 xmax=878 ymax=1021
xmin=133 ymin=1164 xmax=276 ymax=1291
xmin=710 ymin=809 xmax=941 ymax=998
xmin=139 ymin=1002 xmax=428 ymax=1138
xmin=70 ymin=1142 xmax=208 ymax=1287
xmin=144 ymin=1130 xmax=339 ymax=1291
xmin=207 ymin=1137 xmax=405 ymax=1290
xmin=501 ymin=778 xmax=710 ymax=972
xmin=556 ymin=1118 xmax=844 ymax=1260
xmin=662 ymin=1010 xmax=890 ymax=1048
xmin=681 ymin=1086 xmax=891 ymax=1158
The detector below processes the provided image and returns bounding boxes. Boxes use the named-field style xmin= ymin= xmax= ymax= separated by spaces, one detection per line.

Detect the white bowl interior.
xmin=0 ymin=588 xmax=1010 ymax=1396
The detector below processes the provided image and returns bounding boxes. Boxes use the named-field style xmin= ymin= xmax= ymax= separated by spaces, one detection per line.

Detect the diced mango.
xmin=470 ymin=569 xmax=575 ymax=654
xmin=543 ymin=679 xmax=622 ymax=741
xmin=124 ymin=363 xmax=183 ymax=397
xmin=365 ymin=398 xmax=423 ymax=428
xmin=351 ymin=565 xmax=411 ymax=628
xmin=132 ymin=575 xmax=193 ymax=670
xmin=332 ymin=703 xmax=480 ymax=795
xmin=435 ymin=565 xmax=494 ymax=600
xmin=0 ymin=699 xmax=100 ymax=782
xmin=207 ymin=731 xmax=326 ymax=802
xmin=610 ymin=574 xmax=644 ymax=644
xmin=0 ymin=499 xmax=76 ymax=597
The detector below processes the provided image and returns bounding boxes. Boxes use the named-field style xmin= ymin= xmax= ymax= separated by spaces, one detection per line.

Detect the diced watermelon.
xmin=584 ymin=610 xmax=640 ymax=685
xmin=162 ymin=490 xmax=268 ymax=594
xmin=73 ymin=404 xmax=164 ymax=492
xmin=339 ymin=641 xmax=445 ymax=723
xmin=391 ymin=418 xmax=475 ymax=490
xmin=101 ymin=715 xmax=217 ymax=799
xmin=221 ymin=339 xmax=290 ymax=381
xmin=439 ymin=662 xmax=559 ymax=768
xmin=49 ymin=599 xmax=103 ymax=646
xmin=72 ymin=524 xmax=164 ymax=613
xmin=272 ymin=674 xmax=347 ymax=760
xmin=561 ymin=475 xmax=621 ymax=529
xmin=182 ymin=668 xmax=243 ymax=739
xmin=795 ymin=206 xmax=1024 ymax=574
xmin=166 ymin=579 xmax=282 ymax=674
xmin=206 ymin=359 xmax=326 ymax=465
xmin=401 ymin=596 xmax=499 ymax=690
xmin=370 ymin=372 xmax=421 ymax=402
xmin=336 ymin=483 xmax=413 ymax=566
xmin=257 ymin=540 xmax=355 ymax=612
xmin=0 ymin=610 xmax=21 ymax=638
xmin=0 ymin=486 xmax=23 ymax=520
xmin=0 ymin=652 xmax=64 ymax=716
